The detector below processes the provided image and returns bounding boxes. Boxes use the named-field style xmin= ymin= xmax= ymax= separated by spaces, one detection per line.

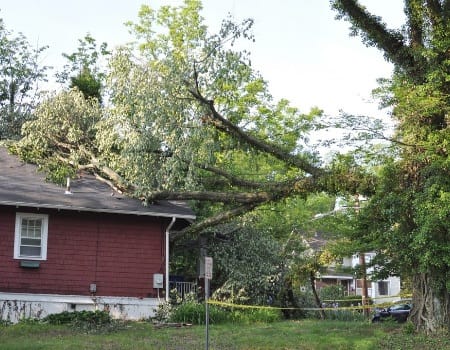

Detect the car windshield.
xmin=389 ymin=304 xmax=411 ymax=311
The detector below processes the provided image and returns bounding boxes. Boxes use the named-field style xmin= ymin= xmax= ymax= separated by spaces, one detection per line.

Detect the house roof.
xmin=0 ymin=147 xmax=196 ymax=220
xmin=319 ymin=267 xmax=354 ymax=280
xmin=304 ymin=231 xmax=328 ymax=251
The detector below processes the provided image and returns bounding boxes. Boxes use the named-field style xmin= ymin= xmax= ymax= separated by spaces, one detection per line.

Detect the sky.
xmin=0 ymin=1 xmax=406 ymax=119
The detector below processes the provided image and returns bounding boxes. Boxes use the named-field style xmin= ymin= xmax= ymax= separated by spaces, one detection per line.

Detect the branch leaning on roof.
xmin=76 ymin=145 xmax=137 ymax=193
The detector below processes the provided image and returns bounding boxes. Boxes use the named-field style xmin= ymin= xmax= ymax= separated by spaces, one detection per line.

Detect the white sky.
xmin=0 ymin=1 xmax=406 ymax=118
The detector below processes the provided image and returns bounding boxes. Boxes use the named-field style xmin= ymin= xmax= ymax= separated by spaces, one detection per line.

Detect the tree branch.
xmin=188 ymin=87 xmax=323 ymax=177
xmin=145 ymin=190 xmax=274 ymax=204
xmin=331 ymin=0 xmax=425 ymax=78
xmin=405 ymin=0 xmax=424 ymax=49
xmin=171 ymin=203 xmax=259 ymax=239
xmin=77 ymin=145 xmax=136 ymax=192
xmin=426 ymin=0 xmax=444 ymax=28
xmin=199 ymin=163 xmax=261 ymax=188
xmin=93 ymin=172 xmax=124 ymax=194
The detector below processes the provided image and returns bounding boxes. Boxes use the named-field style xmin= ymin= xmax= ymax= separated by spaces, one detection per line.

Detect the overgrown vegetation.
xmin=1 ymin=319 xmax=449 ymax=349
xmin=41 ymin=310 xmax=126 ymax=334
xmin=153 ymin=291 xmax=282 ymax=325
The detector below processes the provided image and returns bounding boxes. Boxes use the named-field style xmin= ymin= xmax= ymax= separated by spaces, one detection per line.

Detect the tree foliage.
xmin=15 ymin=0 xmax=374 ymax=232
xmin=56 ymin=34 xmax=110 ymax=102
xmin=15 ymin=88 xmax=103 ymax=184
xmin=209 ymin=222 xmax=284 ymax=305
xmin=0 ymin=18 xmax=48 ymax=139
xmin=331 ymin=0 xmax=450 ymax=334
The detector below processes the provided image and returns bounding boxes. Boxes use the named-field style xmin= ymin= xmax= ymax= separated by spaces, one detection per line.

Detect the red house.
xmin=0 ymin=147 xmax=195 ymax=322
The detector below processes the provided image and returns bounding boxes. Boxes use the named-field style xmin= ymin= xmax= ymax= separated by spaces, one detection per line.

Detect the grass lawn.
xmin=0 ymin=319 xmax=449 ymax=350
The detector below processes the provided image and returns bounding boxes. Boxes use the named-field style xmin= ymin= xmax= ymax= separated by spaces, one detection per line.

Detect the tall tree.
xmin=56 ymin=33 xmax=110 ymax=102
xmin=103 ymin=0 xmax=372 ymax=228
xmin=13 ymin=1 xmax=373 ymax=235
xmin=12 ymin=0 xmax=376 ymax=312
xmin=0 ymin=18 xmax=48 ymax=139
xmin=331 ymin=0 xmax=450 ymax=333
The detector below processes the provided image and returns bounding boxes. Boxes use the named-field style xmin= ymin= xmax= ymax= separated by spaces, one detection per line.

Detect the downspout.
xmin=165 ymin=217 xmax=176 ymax=302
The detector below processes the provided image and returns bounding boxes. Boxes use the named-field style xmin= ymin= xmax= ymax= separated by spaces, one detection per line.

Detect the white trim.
xmin=165 ymin=217 xmax=176 ymax=302
xmin=14 ymin=212 xmax=49 ymax=260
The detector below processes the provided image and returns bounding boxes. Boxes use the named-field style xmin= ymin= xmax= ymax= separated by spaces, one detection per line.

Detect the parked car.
xmin=372 ymin=303 xmax=412 ymax=323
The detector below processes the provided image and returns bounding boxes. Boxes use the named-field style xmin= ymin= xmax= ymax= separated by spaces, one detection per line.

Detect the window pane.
xmin=20 ymin=245 xmax=41 ymax=257
xmin=21 ymin=219 xmax=42 ymax=238
xmin=20 ymin=218 xmax=43 ymax=257
xmin=21 ymin=238 xmax=41 ymax=246
xmin=378 ymin=281 xmax=389 ymax=295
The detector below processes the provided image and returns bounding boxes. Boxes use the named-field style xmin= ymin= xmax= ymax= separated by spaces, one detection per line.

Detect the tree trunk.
xmin=409 ymin=272 xmax=450 ymax=334
xmin=310 ymin=271 xmax=326 ymax=320
xmin=359 ymin=253 xmax=370 ymax=317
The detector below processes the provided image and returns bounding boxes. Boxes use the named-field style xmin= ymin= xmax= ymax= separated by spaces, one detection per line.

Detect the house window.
xmin=378 ymin=281 xmax=389 ymax=296
xmin=14 ymin=213 xmax=49 ymax=260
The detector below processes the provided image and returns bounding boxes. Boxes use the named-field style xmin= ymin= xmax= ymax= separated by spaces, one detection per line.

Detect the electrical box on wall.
xmin=153 ymin=273 xmax=164 ymax=289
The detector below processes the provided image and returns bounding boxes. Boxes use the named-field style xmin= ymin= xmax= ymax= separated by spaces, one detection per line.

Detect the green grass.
xmin=0 ymin=319 xmax=449 ymax=350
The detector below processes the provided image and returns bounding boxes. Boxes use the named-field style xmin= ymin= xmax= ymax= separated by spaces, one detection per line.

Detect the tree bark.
xmin=310 ymin=271 xmax=326 ymax=320
xmin=410 ymin=272 xmax=450 ymax=334
xmin=359 ymin=253 xmax=370 ymax=318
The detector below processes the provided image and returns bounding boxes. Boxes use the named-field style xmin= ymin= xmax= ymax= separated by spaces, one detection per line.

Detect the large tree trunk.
xmin=410 ymin=272 xmax=450 ymax=334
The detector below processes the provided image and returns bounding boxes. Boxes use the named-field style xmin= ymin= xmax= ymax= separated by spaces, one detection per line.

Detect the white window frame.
xmin=14 ymin=213 xmax=49 ymax=260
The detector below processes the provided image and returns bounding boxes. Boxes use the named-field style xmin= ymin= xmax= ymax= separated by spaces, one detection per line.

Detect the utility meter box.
xmin=153 ymin=273 xmax=164 ymax=289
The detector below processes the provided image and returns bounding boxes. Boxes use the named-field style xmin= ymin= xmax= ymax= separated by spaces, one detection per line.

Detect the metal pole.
xmin=205 ymin=277 xmax=209 ymax=350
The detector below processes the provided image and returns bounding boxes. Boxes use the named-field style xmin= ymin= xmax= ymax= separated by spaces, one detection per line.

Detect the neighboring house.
xmin=345 ymin=253 xmax=401 ymax=304
xmin=305 ymin=233 xmax=401 ymax=304
xmin=0 ymin=148 xmax=195 ymax=322
xmin=317 ymin=253 xmax=401 ymax=304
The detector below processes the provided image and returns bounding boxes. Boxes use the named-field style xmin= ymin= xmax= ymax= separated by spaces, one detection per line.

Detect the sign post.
xmin=204 ymin=257 xmax=212 ymax=350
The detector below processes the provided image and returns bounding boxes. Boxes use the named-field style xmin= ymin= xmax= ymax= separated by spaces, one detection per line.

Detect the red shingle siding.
xmin=0 ymin=206 xmax=166 ymax=297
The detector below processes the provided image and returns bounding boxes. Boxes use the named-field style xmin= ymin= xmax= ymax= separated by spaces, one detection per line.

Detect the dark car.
xmin=372 ymin=303 xmax=412 ymax=323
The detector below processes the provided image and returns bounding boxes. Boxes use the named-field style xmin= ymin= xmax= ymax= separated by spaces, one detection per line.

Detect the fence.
xmin=169 ymin=281 xmax=197 ymax=299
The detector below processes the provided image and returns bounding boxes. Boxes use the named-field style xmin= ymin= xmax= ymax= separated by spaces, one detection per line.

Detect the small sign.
xmin=205 ymin=257 xmax=213 ymax=280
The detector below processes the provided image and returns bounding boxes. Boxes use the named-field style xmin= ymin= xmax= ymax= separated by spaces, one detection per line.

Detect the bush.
xmin=42 ymin=310 xmax=125 ymax=334
xmin=43 ymin=311 xmax=77 ymax=325
xmin=170 ymin=302 xmax=230 ymax=325
xmin=152 ymin=301 xmax=172 ymax=323
xmin=169 ymin=300 xmax=282 ymax=325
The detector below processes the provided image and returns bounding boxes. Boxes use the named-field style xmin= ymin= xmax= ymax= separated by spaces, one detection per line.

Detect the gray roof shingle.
xmin=0 ymin=147 xmax=195 ymax=220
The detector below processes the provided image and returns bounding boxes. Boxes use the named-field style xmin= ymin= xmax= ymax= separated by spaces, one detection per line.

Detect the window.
xmin=378 ymin=281 xmax=389 ymax=296
xmin=14 ymin=213 xmax=49 ymax=260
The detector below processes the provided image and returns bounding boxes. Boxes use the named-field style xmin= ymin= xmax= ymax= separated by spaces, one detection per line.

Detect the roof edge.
xmin=0 ymin=200 xmax=196 ymax=220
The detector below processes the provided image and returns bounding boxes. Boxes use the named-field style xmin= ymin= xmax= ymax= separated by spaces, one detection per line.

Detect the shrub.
xmin=43 ymin=311 xmax=77 ymax=325
xmin=17 ymin=317 xmax=41 ymax=325
xmin=170 ymin=301 xmax=230 ymax=325
xmin=42 ymin=310 xmax=125 ymax=334
xmin=152 ymin=301 xmax=172 ymax=323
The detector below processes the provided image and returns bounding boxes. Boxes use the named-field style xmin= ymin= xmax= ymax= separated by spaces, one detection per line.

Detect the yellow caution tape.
xmin=207 ymin=300 xmax=376 ymax=311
